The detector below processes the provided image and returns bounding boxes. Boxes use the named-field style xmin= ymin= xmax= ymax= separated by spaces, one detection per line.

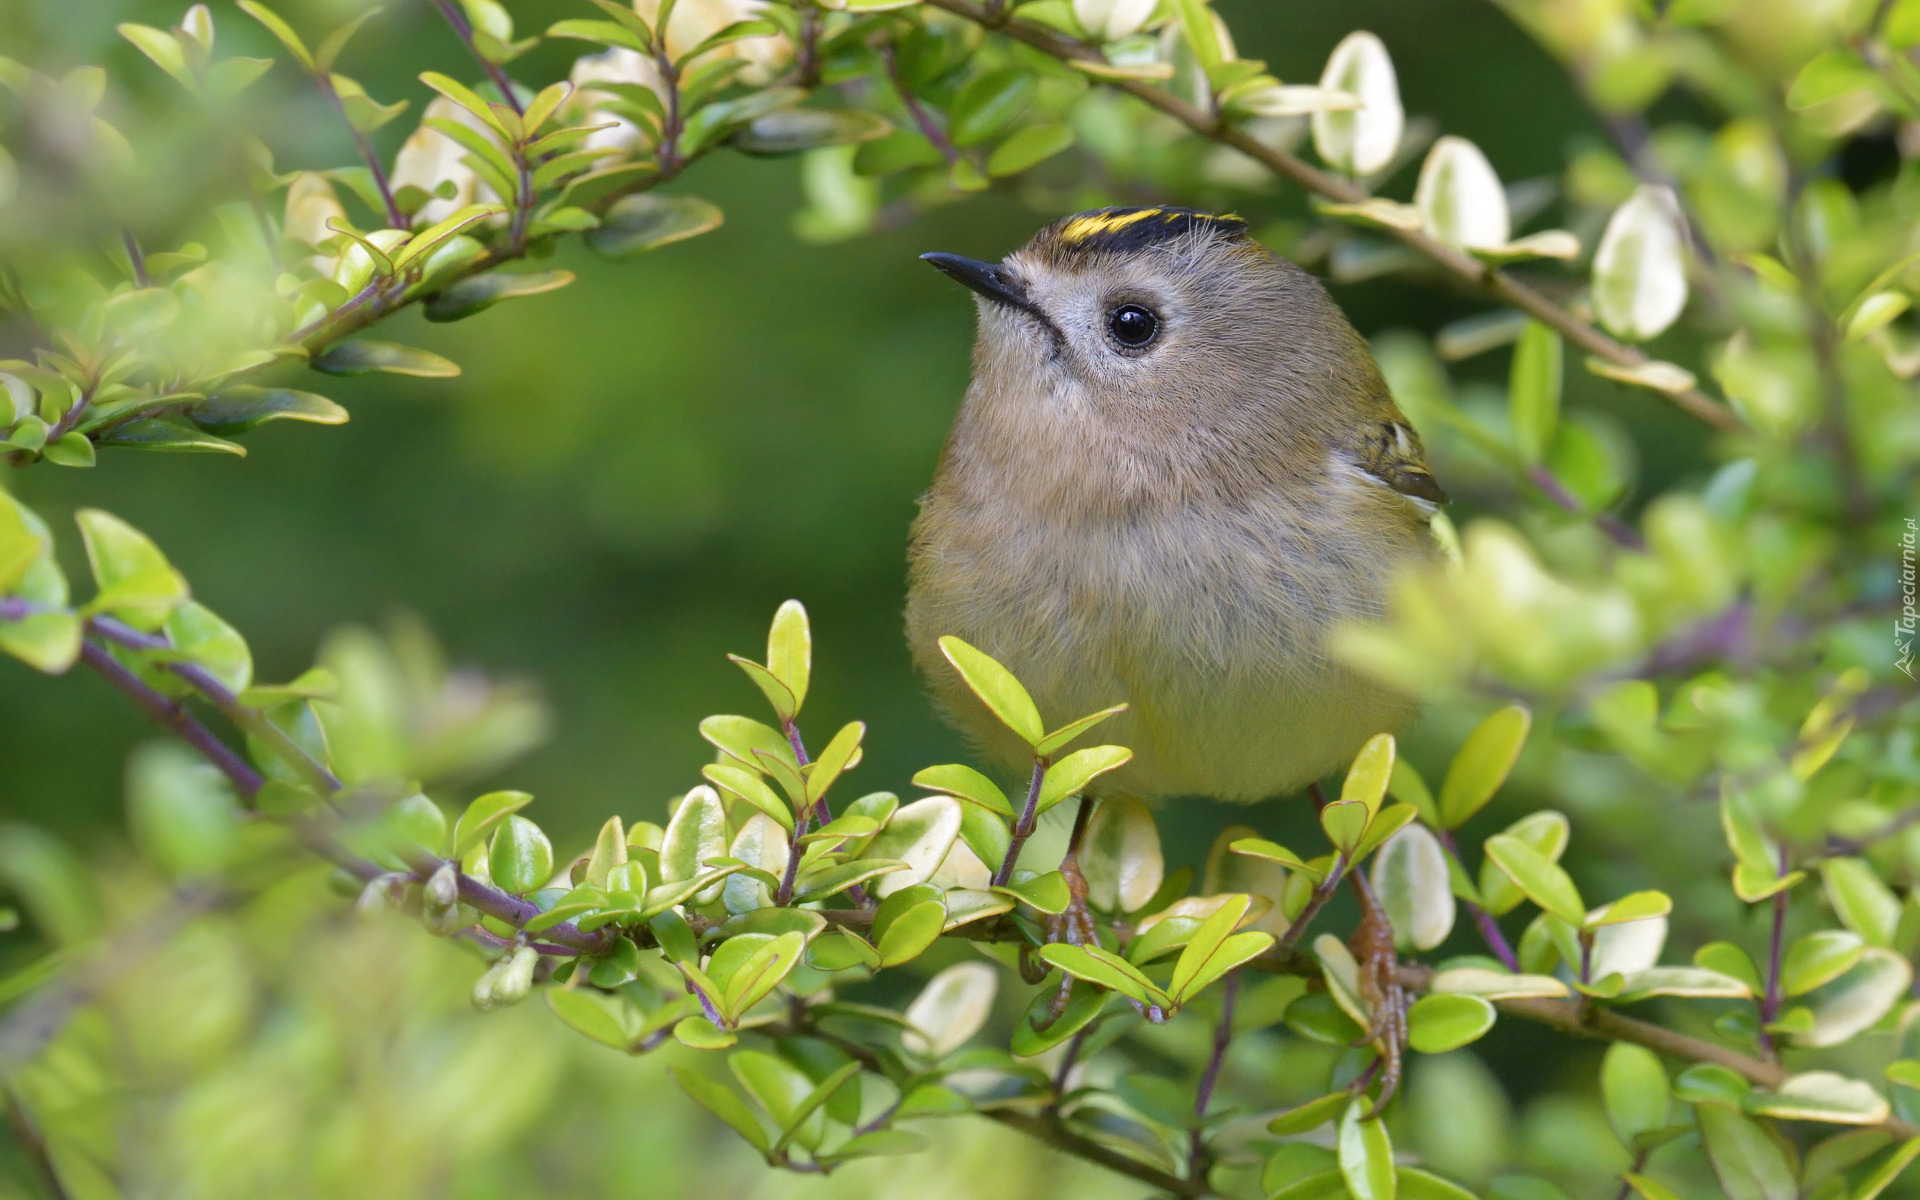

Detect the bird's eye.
xmin=1107 ymin=304 xmax=1158 ymax=348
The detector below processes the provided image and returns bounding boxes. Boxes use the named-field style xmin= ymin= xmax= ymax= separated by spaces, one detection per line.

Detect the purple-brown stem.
xmin=79 ymin=640 xmax=265 ymax=798
xmin=1756 ymin=844 xmax=1792 ymax=1059
xmin=1188 ymin=971 xmax=1239 ymax=1177
xmin=879 ymin=41 xmax=960 ymax=166
xmin=121 ymin=232 xmax=150 ymax=287
xmin=1438 ymin=828 xmax=1520 ymax=971
xmin=428 ymin=0 xmax=525 ymax=115
xmin=1527 ymin=465 xmax=1646 ymax=552
xmin=992 ymin=757 xmax=1050 ymax=887
xmin=313 ymin=71 xmax=407 ymax=229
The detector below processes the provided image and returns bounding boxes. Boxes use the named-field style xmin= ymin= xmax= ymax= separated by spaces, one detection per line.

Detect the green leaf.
xmin=1171 ymin=0 xmax=1224 ymax=74
xmin=875 ymin=900 xmax=946 ymax=966
xmin=1040 ymin=942 xmax=1170 ymax=1010
xmin=902 ymin=962 xmax=999 ymax=1058
xmin=668 ymin=1067 xmax=769 ymax=1152
xmin=42 ymin=432 xmax=93 ymax=467
xmin=806 ymin=720 xmax=863 ymax=803
xmin=1405 ymin=993 xmax=1495 ymax=1053
xmin=489 ymin=814 xmax=553 ymax=894
xmin=1479 ymin=811 xmax=1570 ymax=916
xmin=1320 ymin=800 xmax=1370 ymax=853
xmin=1269 ymin=1091 xmax=1352 ymax=1135
xmin=1586 ymin=890 xmax=1672 ymax=928
xmin=126 ymin=742 xmax=240 ymax=879
xmin=736 ymin=107 xmax=892 ymax=154
xmin=1822 ymin=858 xmax=1900 ymax=948
xmin=720 ymin=930 xmax=807 ymax=1019
xmin=1782 ymin=930 xmax=1866 ymax=997
xmin=1229 ymin=837 xmax=1316 ymax=874
xmin=1601 ymin=1043 xmax=1671 ymax=1148
xmin=1744 ymin=1071 xmax=1890 ymax=1125
xmin=1483 ymin=834 xmax=1584 ymax=925
xmin=236 ymin=1 xmax=316 ymax=70
xmin=418 ymin=70 xmax=511 ymax=138
xmin=1509 ymin=321 xmax=1563 ymax=464
xmin=1036 ymin=745 xmax=1133 ymax=813
xmin=547 ymin=987 xmax=644 ymax=1049
xmin=793 ymin=858 xmax=907 ymax=901
xmin=1396 ymin=1168 xmax=1480 ymax=1200
xmin=96 ymin=417 xmax=245 ymax=455
xmin=947 ymin=68 xmax=1037 ymax=147
xmin=118 ymin=23 xmax=197 ymax=91
xmin=586 ymin=193 xmax=725 ymax=258
xmin=1697 ymin=1105 xmax=1797 ymax=1200
xmin=76 ymin=508 xmax=186 ymax=626
xmin=936 ymin=635 xmax=1044 ymax=745
xmin=762 ymin=599 xmax=810 ymax=714
xmin=1372 ymin=823 xmax=1454 ymax=952
xmin=807 ymin=928 xmax=881 ymax=972
xmin=986 ymin=123 xmax=1075 ymax=177
xmin=703 ymin=763 xmax=795 ymax=831
xmin=1439 ymin=706 xmax=1530 ymax=827
xmin=1338 ymin=1097 xmax=1396 ymax=1200
xmin=161 ymin=599 xmax=252 ymax=693
xmin=673 ymin=1015 xmax=737 ymax=1049
xmin=911 ymin=763 xmax=1012 ymax=816
xmin=193 ymin=386 xmax=348 ymax=433
xmin=1079 ymin=795 xmax=1163 ymax=914
xmin=857 ymin=796 xmax=961 ymax=895
xmin=660 ymin=786 xmax=728 ymax=903
xmin=1786 ymin=49 xmax=1878 ymax=111
xmin=1341 ymin=733 xmax=1396 ymax=814
xmin=424 ymin=269 xmax=574 ymax=322
xmin=699 ymin=714 xmax=797 ymax=774
xmin=1034 ymin=702 xmax=1127 ymax=759
xmin=1852 ymin=1139 xmax=1920 ymax=1200
xmin=1170 ymin=893 xmax=1269 ymax=1001
xmin=997 ymin=870 xmax=1070 ymax=914
xmin=312 ymin=341 xmax=460 ymax=377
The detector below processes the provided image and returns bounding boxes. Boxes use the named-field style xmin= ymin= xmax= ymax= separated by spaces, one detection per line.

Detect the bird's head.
xmin=921 ymin=206 xmax=1391 ymax=484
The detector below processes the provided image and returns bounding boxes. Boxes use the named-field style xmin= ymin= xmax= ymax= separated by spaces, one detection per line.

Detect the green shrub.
xmin=0 ymin=0 xmax=1917 ymax=1197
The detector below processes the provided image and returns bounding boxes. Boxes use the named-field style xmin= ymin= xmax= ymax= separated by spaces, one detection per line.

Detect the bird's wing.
xmin=1344 ymin=418 xmax=1449 ymax=505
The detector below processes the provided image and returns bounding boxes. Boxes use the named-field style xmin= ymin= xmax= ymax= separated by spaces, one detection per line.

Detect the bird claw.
xmin=1347 ymin=874 xmax=1408 ymax=1113
xmin=1038 ymin=849 xmax=1099 ymax=1024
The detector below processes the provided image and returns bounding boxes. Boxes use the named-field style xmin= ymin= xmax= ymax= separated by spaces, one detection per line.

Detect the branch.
xmin=920 ymin=0 xmax=1741 ymax=432
xmin=985 ymin=1108 xmax=1216 ymax=1198
xmin=429 ymin=0 xmax=524 ymax=116
xmin=312 ymin=71 xmax=407 ymax=230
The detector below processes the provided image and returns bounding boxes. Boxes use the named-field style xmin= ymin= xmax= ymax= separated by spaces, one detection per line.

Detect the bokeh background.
xmin=0 ymin=1 xmax=1746 ymax=1196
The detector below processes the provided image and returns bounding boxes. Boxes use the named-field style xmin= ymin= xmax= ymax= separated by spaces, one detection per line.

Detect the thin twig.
xmin=992 ymin=758 xmax=1050 ymax=887
xmin=1825 ymin=804 xmax=1920 ymax=856
xmin=313 ymin=72 xmax=407 ymax=229
xmin=1437 ymin=828 xmax=1519 ymax=971
xmin=121 ymin=232 xmax=150 ymax=287
xmin=428 ymin=0 xmax=524 ymax=115
xmin=1188 ymin=971 xmax=1238 ymax=1179
xmin=78 ymin=641 xmax=265 ymax=797
xmin=1755 ymin=844 xmax=1791 ymax=1060
xmin=920 ymin=0 xmax=1740 ymax=432
xmin=986 ymin=1108 xmax=1216 ymax=1198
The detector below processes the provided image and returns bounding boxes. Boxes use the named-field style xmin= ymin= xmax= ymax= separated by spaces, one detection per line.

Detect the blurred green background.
xmin=0 ymin=1 xmax=1722 ymax=1195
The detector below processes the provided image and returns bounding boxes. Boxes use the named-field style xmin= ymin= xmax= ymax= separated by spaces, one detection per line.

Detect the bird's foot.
xmin=1036 ymin=845 xmax=1098 ymax=1025
xmin=1347 ymin=873 xmax=1408 ymax=1113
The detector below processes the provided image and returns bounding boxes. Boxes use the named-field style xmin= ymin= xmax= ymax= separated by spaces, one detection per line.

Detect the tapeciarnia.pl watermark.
xmin=1901 ymin=517 xmax=1916 ymax=680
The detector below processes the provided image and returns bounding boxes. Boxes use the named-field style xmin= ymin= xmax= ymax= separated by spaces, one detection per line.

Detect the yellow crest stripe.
xmin=1057 ymin=207 xmax=1165 ymax=244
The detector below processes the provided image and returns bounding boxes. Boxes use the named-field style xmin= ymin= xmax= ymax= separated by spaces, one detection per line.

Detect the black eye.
xmin=1108 ymin=303 xmax=1158 ymax=348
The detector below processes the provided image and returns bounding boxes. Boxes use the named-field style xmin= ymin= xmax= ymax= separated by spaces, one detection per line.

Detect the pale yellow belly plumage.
xmin=905 ymin=483 xmax=1425 ymax=803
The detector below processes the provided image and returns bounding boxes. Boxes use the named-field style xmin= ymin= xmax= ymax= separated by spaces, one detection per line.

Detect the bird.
xmin=908 ymin=206 xmax=1444 ymax=807
xmin=908 ymin=206 xmax=1446 ymax=1104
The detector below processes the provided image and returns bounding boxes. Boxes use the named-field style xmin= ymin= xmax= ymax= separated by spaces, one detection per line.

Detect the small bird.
xmin=909 ymin=205 xmax=1446 ymax=1105
xmin=908 ymin=206 xmax=1444 ymax=806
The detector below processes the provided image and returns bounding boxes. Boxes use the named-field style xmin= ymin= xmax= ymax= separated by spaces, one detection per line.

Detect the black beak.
xmin=921 ymin=252 xmax=1031 ymax=312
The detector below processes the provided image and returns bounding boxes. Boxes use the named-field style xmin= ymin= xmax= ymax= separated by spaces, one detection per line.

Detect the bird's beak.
xmin=920 ymin=252 xmax=1031 ymax=312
